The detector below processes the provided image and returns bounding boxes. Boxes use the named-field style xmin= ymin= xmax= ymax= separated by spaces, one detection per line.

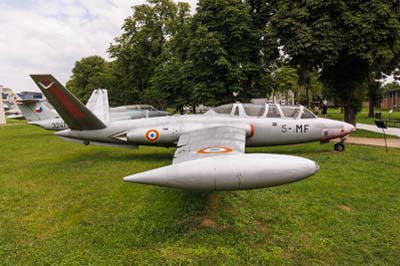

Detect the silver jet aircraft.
xmin=17 ymin=89 xmax=170 ymax=131
xmin=31 ymin=74 xmax=355 ymax=191
xmin=17 ymin=99 xmax=68 ymax=130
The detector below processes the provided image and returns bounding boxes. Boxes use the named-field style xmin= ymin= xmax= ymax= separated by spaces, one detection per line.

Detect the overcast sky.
xmin=0 ymin=0 xmax=197 ymax=93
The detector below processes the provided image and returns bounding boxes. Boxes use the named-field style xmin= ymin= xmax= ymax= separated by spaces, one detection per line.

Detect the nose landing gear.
xmin=334 ymin=138 xmax=346 ymax=152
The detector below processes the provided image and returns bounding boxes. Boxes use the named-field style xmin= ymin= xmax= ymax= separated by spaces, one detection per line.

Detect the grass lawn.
xmin=350 ymin=129 xmax=399 ymax=139
xmin=1 ymin=124 xmax=399 ymax=265
xmin=4 ymin=118 xmax=26 ymax=125
xmin=325 ymin=108 xmax=400 ymax=127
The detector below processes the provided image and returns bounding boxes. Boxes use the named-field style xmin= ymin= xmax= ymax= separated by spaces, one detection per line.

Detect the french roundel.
xmin=145 ymin=129 xmax=160 ymax=142
xmin=197 ymin=146 xmax=233 ymax=154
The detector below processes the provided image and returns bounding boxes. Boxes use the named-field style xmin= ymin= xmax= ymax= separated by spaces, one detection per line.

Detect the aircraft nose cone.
xmin=343 ymin=122 xmax=356 ymax=134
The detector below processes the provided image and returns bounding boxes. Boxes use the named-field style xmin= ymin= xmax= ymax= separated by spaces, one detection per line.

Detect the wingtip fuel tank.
xmin=124 ymin=154 xmax=319 ymax=190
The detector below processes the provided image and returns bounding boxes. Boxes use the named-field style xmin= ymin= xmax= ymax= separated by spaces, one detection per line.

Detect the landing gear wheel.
xmin=334 ymin=142 xmax=345 ymax=152
xmin=84 ymin=140 xmax=90 ymax=146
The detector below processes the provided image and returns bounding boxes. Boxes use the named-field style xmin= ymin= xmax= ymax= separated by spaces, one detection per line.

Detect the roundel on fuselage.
xmin=145 ymin=129 xmax=160 ymax=142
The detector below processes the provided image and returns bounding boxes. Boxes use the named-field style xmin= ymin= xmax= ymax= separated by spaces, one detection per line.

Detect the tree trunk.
xmin=298 ymin=68 xmax=311 ymax=107
xmin=344 ymin=104 xmax=356 ymax=126
xmin=368 ymin=95 xmax=375 ymax=118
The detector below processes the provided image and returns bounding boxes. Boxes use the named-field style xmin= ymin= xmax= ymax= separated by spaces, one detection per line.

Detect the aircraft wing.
xmin=173 ymin=126 xmax=246 ymax=164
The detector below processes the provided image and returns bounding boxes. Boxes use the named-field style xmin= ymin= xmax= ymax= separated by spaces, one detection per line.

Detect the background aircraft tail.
xmin=17 ymin=100 xmax=58 ymax=122
xmin=86 ymin=89 xmax=110 ymax=124
xmin=30 ymin=74 xmax=106 ymax=130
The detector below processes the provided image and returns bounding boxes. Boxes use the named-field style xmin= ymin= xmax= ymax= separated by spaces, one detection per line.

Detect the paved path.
xmin=357 ymin=123 xmax=400 ymax=137
xmin=346 ymin=137 xmax=400 ymax=148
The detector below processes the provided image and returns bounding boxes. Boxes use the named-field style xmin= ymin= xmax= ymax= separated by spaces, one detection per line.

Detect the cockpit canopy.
xmin=211 ymin=103 xmax=317 ymax=119
xmin=111 ymin=104 xmax=157 ymax=112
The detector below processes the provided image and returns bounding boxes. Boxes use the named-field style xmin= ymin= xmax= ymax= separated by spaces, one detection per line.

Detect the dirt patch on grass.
xmin=207 ymin=192 xmax=219 ymax=212
xmin=254 ymin=220 xmax=269 ymax=232
xmin=338 ymin=205 xmax=352 ymax=212
xmin=199 ymin=192 xmax=219 ymax=228
xmin=200 ymin=218 xmax=217 ymax=229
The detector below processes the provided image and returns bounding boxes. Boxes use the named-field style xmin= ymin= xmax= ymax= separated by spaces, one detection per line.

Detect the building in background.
xmin=0 ymin=86 xmax=6 ymax=125
xmin=1 ymin=86 xmax=23 ymax=119
xmin=381 ymin=88 xmax=399 ymax=110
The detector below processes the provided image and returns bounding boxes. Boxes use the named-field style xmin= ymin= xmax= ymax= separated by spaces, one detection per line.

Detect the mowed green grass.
xmin=350 ymin=129 xmax=399 ymax=138
xmin=1 ymin=124 xmax=399 ymax=265
xmin=325 ymin=108 xmax=400 ymax=127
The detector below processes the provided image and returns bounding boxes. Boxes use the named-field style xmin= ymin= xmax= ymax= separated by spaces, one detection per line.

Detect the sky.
xmin=0 ymin=0 xmax=197 ymax=93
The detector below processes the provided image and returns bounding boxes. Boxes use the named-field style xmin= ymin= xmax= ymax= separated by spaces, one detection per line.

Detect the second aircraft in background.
xmin=17 ymin=89 xmax=170 ymax=131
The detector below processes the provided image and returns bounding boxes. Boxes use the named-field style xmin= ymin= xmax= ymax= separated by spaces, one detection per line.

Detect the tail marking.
xmin=39 ymin=77 xmax=86 ymax=119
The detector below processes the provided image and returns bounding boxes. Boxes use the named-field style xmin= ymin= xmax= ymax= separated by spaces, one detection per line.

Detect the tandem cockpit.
xmin=206 ymin=103 xmax=317 ymax=120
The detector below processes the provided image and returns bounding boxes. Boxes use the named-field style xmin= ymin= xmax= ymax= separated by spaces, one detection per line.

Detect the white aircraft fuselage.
xmin=56 ymin=114 xmax=355 ymax=148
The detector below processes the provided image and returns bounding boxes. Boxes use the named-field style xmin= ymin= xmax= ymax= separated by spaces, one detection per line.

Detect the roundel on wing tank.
xmin=126 ymin=126 xmax=178 ymax=144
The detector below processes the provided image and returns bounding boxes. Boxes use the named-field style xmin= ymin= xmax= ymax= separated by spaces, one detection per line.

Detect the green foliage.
xmin=68 ymin=0 xmax=278 ymax=108
xmin=66 ymin=0 xmax=400 ymax=116
xmin=107 ymin=0 xmax=276 ymax=108
xmin=149 ymin=53 xmax=191 ymax=110
xmin=272 ymin=66 xmax=323 ymax=105
xmin=382 ymin=81 xmax=400 ymax=93
xmin=148 ymin=2 xmax=192 ymax=110
xmin=323 ymin=107 xmax=400 ymax=129
xmin=273 ymin=67 xmax=298 ymax=93
xmin=186 ymin=0 xmax=263 ymax=105
xmin=108 ymin=0 xmax=187 ymax=108
xmin=66 ymin=55 xmax=112 ymax=104
xmin=270 ymin=0 xmax=400 ymax=123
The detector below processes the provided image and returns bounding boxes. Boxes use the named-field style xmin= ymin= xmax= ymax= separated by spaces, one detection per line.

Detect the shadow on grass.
xmin=57 ymin=148 xmax=175 ymax=163
xmin=247 ymin=143 xmax=334 ymax=155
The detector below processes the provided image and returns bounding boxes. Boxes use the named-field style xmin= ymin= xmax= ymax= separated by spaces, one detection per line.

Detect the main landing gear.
xmin=334 ymin=137 xmax=346 ymax=152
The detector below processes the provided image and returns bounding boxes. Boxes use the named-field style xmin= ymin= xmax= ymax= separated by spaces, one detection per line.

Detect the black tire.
xmin=334 ymin=143 xmax=345 ymax=152
xmin=84 ymin=140 xmax=90 ymax=146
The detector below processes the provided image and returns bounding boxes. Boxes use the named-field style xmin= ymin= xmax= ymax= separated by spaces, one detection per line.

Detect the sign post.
xmin=374 ymin=120 xmax=388 ymax=153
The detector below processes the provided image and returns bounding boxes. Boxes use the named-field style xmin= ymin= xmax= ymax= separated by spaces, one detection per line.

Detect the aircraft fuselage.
xmin=56 ymin=115 xmax=355 ymax=148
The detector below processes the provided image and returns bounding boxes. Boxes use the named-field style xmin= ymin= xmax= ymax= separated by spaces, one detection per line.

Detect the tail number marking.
xmin=282 ymin=124 xmax=309 ymax=133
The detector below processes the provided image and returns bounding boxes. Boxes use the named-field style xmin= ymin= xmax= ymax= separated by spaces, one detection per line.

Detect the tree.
xmin=148 ymin=2 xmax=192 ymax=111
xmin=270 ymin=1 xmax=400 ymax=125
xmin=184 ymin=0 xmax=262 ymax=106
xmin=367 ymin=72 xmax=383 ymax=118
xmin=66 ymin=55 xmax=112 ymax=103
xmin=272 ymin=66 xmax=299 ymax=96
xmin=108 ymin=0 xmax=184 ymax=104
xmin=382 ymin=81 xmax=400 ymax=93
xmin=149 ymin=52 xmax=192 ymax=111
